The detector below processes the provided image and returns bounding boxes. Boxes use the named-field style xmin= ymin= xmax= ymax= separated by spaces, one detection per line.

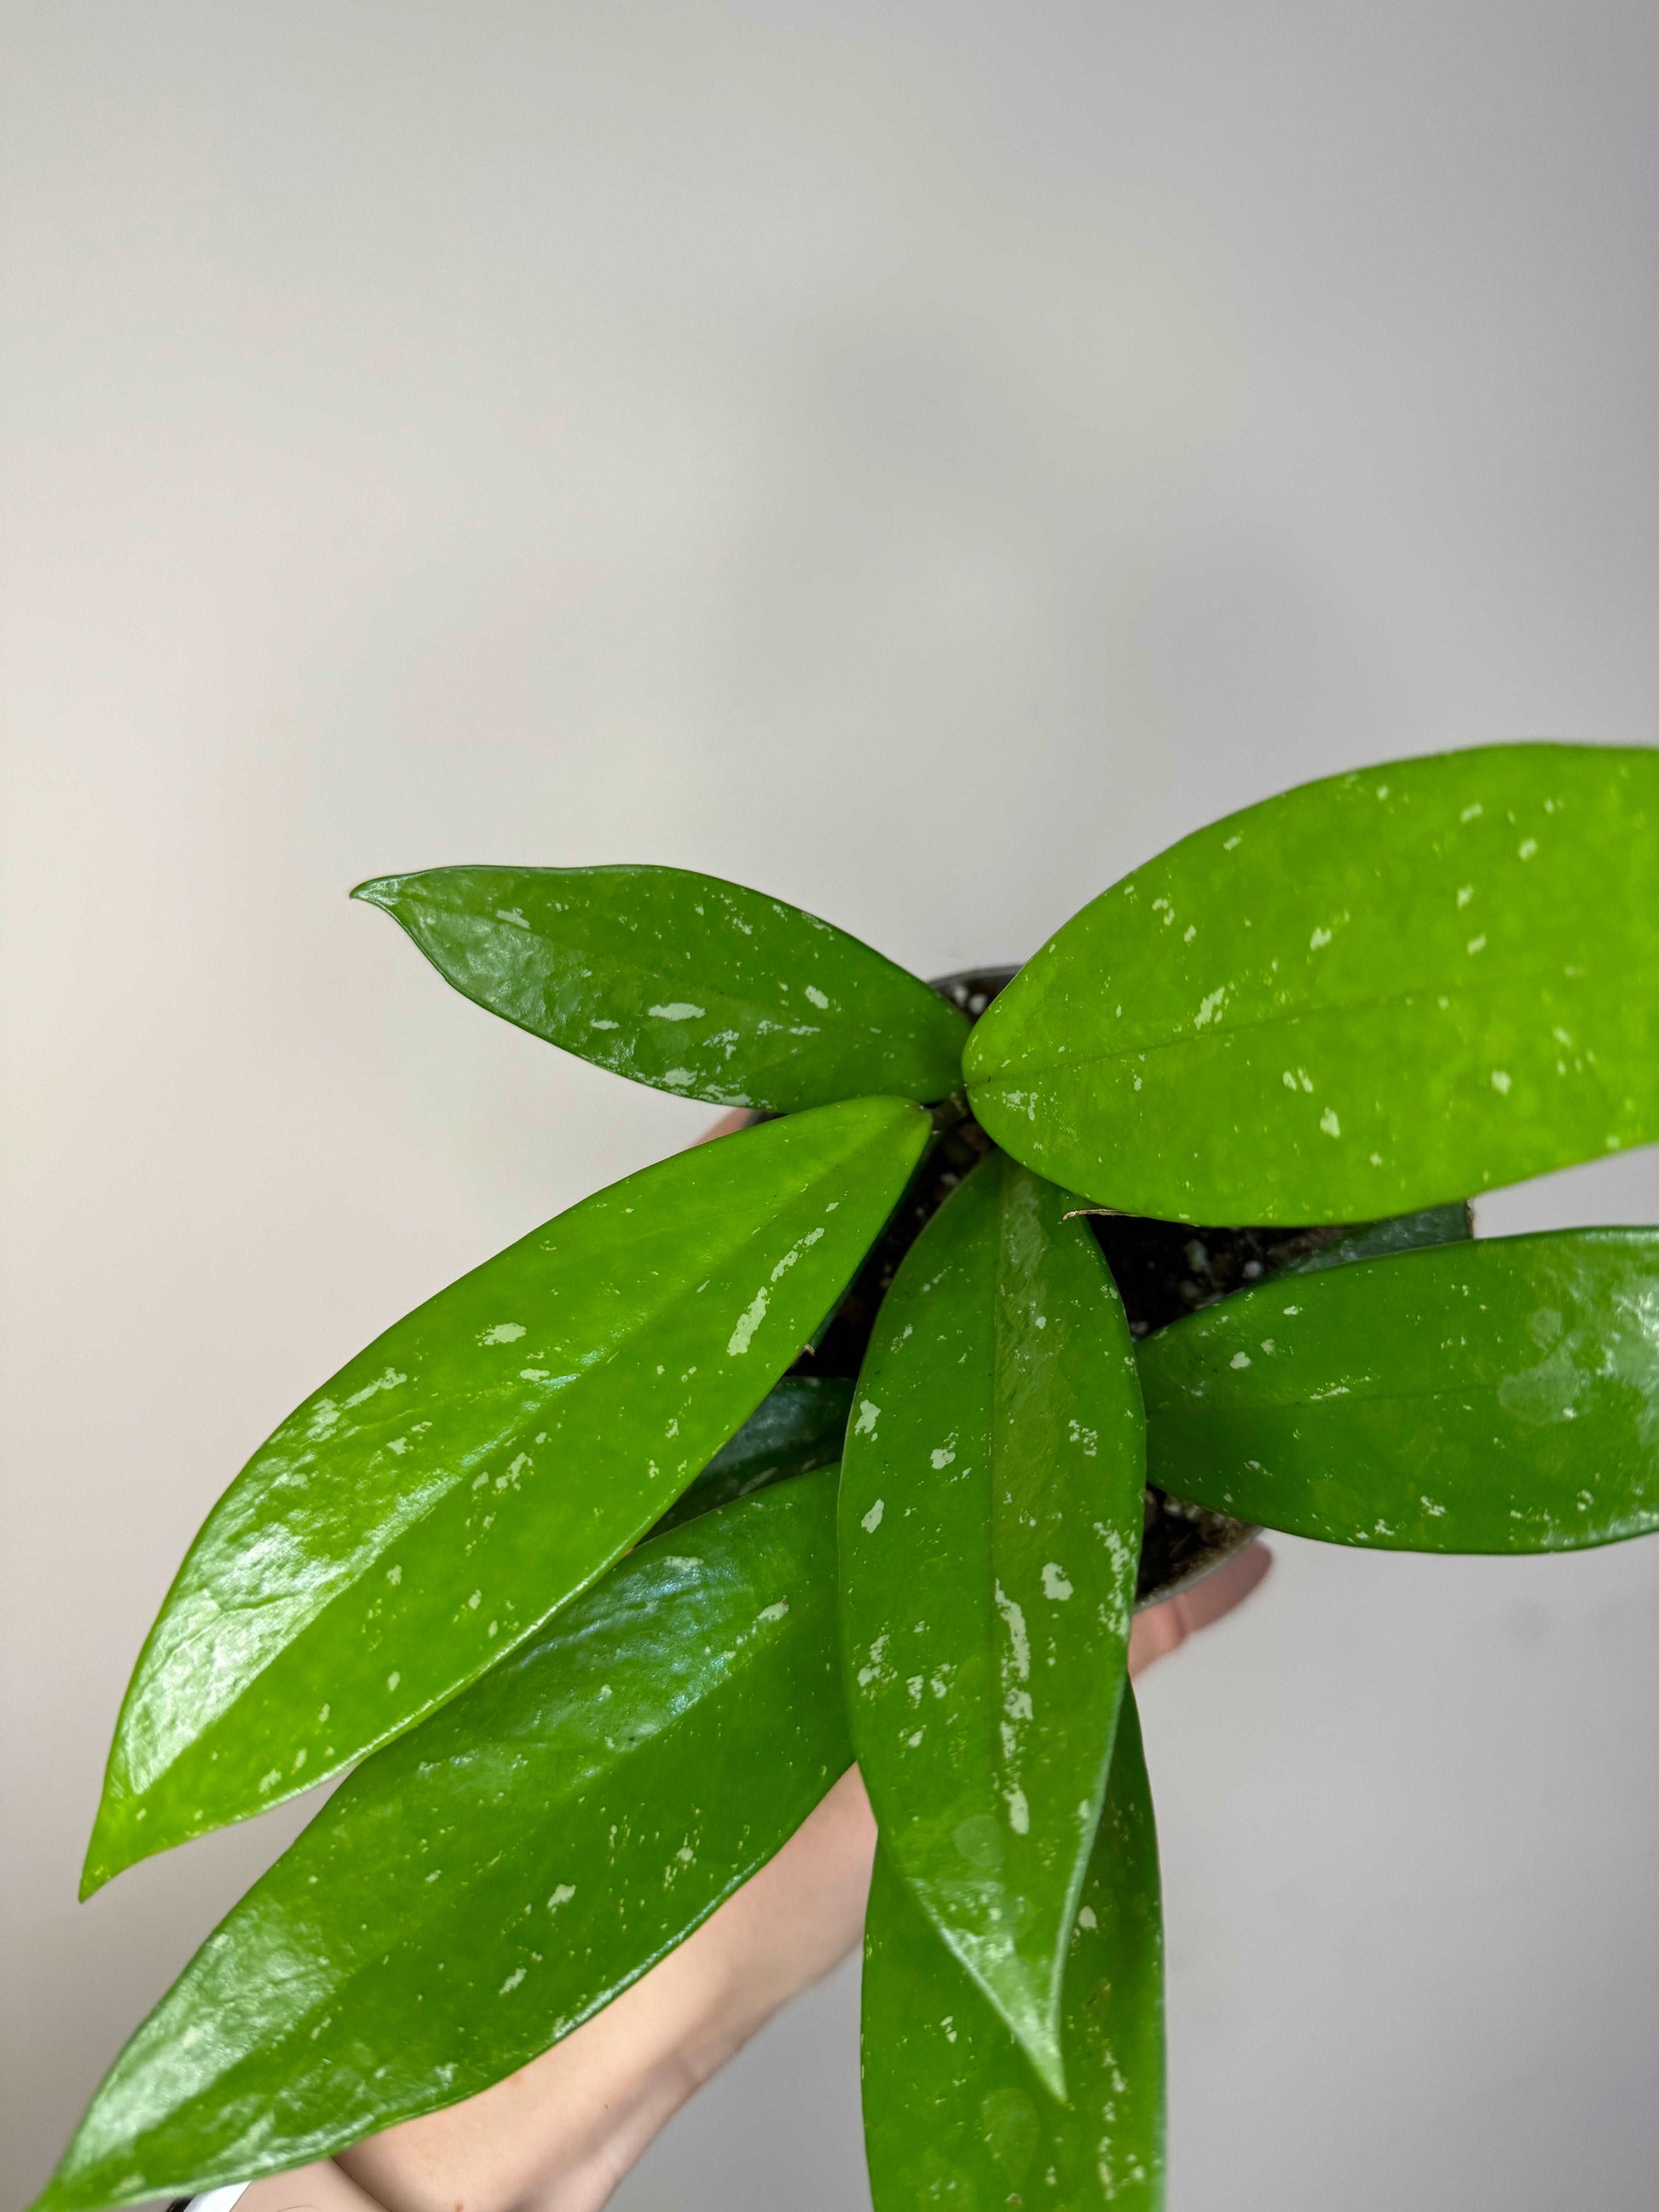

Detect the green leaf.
xmin=862 ymin=1688 xmax=1164 ymax=2212
xmin=84 ymin=1098 xmax=926 ymax=1894
xmin=37 ymin=1479 xmax=850 ymax=2210
xmin=1285 ymin=1200 xmax=1471 ymax=1276
xmin=1138 ymin=1227 xmax=1659 ymax=1551
xmin=650 ymin=1373 xmax=853 ymax=1535
xmin=839 ymin=1152 xmax=1147 ymax=2095
xmin=967 ymin=743 xmax=1659 ymax=1223
xmin=353 ymin=863 xmax=969 ymax=1112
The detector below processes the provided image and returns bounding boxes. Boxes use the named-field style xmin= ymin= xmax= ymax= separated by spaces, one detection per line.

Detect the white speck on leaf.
xmin=861 ymin=1499 xmax=885 ymax=1533
xmin=480 ymin=1323 xmax=525 ymax=1345
xmin=769 ymin=1227 xmax=824 ymax=1283
xmin=994 ymin=1584 xmax=1031 ymax=1680
xmin=1491 ymin=1070 xmax=1512 ymax=1094
xmin=1230 ymin=1352 xmax=1251 ymax=1370
xmin=853 ymin=1399 xmax=881 ymax=1436
xmin=344 ymin=1366 xmax=409 ymax=1408
xmin=1320 ymin=1107 xmax=1341 ymax=1137
xmin=1042 ymin=1563 xmax=1073 ymax=1600
xmin=727 ymin=1288 xmax=768 ymax=1355
xmin=648 ymin=1002 xmax=705 ymax=1020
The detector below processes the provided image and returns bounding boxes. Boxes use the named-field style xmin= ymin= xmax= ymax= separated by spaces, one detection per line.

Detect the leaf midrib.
xmin=969 ymin=955 xmax=1607 ymax=1091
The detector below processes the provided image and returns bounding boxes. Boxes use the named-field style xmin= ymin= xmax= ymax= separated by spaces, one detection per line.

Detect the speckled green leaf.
xmin=968 ymin=744 xmax=1659 ymax=1224
xmin=37 ymin=1479 xmax=850 ymax=2211
xmin=354 ymin=864 xmax=969 ymax=1112
xmin=862 ymin=1689 xmax=1163 ymax=2212
xmin=840 ymin=1152 xmax=1146 ymax=2095
xmin=84 ymin=1098 xmax=925 ymax=1894
xmin=650 ymin=1374 xmax=853 ymax=1535
xmin=1139 ymin=1228 xmax=1659 ymax=1551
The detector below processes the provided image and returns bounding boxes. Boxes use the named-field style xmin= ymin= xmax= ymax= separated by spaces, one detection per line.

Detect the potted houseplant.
xmin=34 ymin=740 xmax=1659 ymax=2211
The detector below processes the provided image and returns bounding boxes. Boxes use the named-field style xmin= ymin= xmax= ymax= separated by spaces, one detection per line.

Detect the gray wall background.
xmin=4 ymin=3 xmax=1658 ymax=2206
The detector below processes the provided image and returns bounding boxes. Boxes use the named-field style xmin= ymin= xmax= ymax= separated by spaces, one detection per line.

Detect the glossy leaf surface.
xmin=354 ymin=863 xmax=969 ymax=1112
xmin=968 ymin=744 xmax=1659 ymax=1222
xmin=862 ymin=1689 xmax=1164 ymax=2212
xmin=85 ymin=1098 xmax=924 ymax=1892
xmin=1140 ymin=1228 xmax=1659 ymax=1551
xmin=650 ymin=1374 xmax=853 ymax=1535
xmin=39 ymin=1479 xmax=850 ymax=2209
xmin=840 ymin=1152 xmax=1146 ymax=2094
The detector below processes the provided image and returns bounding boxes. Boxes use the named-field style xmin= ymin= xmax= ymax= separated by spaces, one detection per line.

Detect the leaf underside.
xmin=840 ymin=1152 xmax=1147 ymax=2094
xmin=968 ymin=743 xmax=1659 ymax=1223
xmin=649 ymin=1373 xmax=853 ymax=1536
xmin=354 ymin=863 xmax=970 ymax=1112
xmin=85 ymin=1098 xmax=924 ymax=1891
xmin=1139 ymin=1227 xmax=1659 ymax=1551
xmin=39 ymin=1479 xmax=851 ymax=2211
xmin=862 ymin=1688 xmax=1165 ymax=2212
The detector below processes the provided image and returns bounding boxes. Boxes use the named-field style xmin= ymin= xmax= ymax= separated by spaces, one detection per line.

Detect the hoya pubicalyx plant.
xmin=40 ymin=742 xmax=1659 ymax=2212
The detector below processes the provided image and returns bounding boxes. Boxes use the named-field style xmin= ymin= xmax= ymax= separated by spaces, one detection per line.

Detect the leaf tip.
xmin=78 ymin=1793 xmax=146 ymax=1900
xmin=1016 ymin=2012 xmax=1068 ymax=2104
xmin=349 ymin=874 xmax=403 ymax=912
